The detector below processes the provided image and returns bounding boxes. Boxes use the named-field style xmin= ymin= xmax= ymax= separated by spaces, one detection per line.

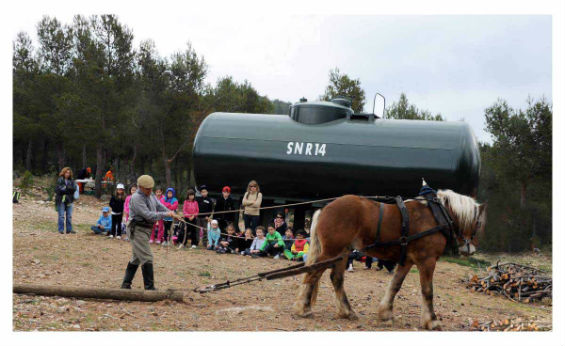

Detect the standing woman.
xmin=55 ymin=167 xmax=76 ymax=234
xmin=109 ymin=183 xmax=126 ymax=239
xmin=242 ymin=180 xmax=262 ymax=234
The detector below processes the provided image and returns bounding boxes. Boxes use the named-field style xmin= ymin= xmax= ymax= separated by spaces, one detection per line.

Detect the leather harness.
xmin=364 ymin=189 xmax=457 ymax=266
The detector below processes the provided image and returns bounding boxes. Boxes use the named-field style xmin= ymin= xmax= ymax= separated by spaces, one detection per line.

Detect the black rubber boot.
xmin=120 ymin=262 xmax=138 ymax=289
xmin=141 ymin=262 xmax=156 ymax=290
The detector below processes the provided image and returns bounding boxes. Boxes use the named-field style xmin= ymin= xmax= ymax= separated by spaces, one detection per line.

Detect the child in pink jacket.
xmin=123 ymin=184 xmax=137 ymax=223
xmin=180 ymin=189 xmax=199 ymax=248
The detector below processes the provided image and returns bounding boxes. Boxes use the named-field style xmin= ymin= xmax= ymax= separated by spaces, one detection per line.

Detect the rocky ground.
xmin=12 ymin=191 xmax=552 ymax=331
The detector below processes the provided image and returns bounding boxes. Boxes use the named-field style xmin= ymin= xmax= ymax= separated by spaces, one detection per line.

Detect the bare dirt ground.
xmin=12 ymin=191 xmax=552 ymax=331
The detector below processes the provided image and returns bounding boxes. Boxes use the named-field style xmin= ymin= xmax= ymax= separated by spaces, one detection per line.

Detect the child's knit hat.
xmin=102 ymin=207 xmax=110 ymax=213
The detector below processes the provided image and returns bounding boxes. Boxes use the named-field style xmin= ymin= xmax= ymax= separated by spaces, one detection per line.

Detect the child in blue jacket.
xmin=206 ymin=219 xmax=221 ymax=250
xmin=91 ymin=207 xmax=112 ymax=235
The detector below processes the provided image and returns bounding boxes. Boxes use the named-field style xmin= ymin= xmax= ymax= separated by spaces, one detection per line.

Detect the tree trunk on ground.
xmin=25 ymin=139 xmax=32 ymax=171
xmin=13 ymin=284 xmax=184 ymax=302
xmin=95 ymin=145 xmax=104 ymax=198
xmin=82 ymin=144 xmax=87 ymax=169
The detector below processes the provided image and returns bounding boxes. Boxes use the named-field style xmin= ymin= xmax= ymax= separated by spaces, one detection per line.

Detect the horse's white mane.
xmin=437 ymin=189 xmax=480 ymax=230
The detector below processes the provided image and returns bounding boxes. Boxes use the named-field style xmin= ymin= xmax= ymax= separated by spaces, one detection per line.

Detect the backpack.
xmin=73 ymin=182 xmax=80 ymax=201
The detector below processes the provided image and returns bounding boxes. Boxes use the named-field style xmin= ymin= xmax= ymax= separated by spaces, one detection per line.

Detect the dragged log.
xmin=13 ymin=284 xmax=184 ymax=302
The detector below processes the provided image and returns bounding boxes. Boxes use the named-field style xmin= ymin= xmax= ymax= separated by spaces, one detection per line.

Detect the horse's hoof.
xmin=292 ymin=304 xmax=313 ymax=318
xmin=337 ymin=311 xmax=358 ymax=320
xmin=377 ymin=306 xmax=393 ymax=321
xmin=423 ymin=319 xmax=442 ymax=331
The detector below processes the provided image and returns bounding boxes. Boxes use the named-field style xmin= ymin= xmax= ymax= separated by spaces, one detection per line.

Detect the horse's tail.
xmin=306 ymin=209 xmax=322 ymax=266
xmin=304 ymin=208 xmax=323 ymax=305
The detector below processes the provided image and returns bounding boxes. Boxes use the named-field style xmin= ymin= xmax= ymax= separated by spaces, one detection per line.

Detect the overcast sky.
xmin=13 ymin=14 xmax=552 ymax=143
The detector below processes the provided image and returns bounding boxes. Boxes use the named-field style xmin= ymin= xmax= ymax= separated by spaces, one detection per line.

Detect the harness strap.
xmin=363 ymin=224 xmax=448 ymax=250
xmin=394 ymin=196 xmax=410 ymax=266
xmin=375 ymin=202 xmax=384 ymax=243
xmin=422 ymin=192 xmax=457 ymax=253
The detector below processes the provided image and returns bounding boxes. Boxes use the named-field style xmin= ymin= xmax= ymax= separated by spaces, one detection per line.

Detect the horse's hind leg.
xmin=292 ymin=267 xmax=326 ymax=318
xmin=377 ymin=260 xmax=413 ymax=321
xmin=417 ymin=258 xmax=442 ymax=330
xmin=330 ymin=254 xmax=357 ymax=320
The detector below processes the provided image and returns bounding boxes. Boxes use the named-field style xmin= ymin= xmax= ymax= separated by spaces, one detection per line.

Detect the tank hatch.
xmin=289 ymin=97 xmax=353 ymax=124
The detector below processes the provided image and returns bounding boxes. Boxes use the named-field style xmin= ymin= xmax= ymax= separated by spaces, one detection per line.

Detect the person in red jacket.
xmin=180 ymin=189 xmax=199 ymax=249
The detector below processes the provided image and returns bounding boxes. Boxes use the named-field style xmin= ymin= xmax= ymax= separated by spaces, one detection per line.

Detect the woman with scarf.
xmin=55 ymin=167 xmax=76 ymax=234
xmin=242 ymin=180 xmax=262 ymax=234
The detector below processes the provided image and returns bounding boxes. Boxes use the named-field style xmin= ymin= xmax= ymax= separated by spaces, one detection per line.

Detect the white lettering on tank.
xmin=286 ymin=142 xmax=327 ymax=157
xmin=318 ymin=143 xmax=326 ymax=156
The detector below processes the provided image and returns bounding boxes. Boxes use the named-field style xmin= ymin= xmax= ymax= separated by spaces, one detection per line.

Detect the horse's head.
xmin=437 ymin=190 xmax=487 ymax=256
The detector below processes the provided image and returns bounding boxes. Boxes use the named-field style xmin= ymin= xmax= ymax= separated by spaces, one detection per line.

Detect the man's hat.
xmin=199 ymin=184 xmax=208 ymax=191
xmin=222 ymin=186 xmax=231 ymax=193
xmin=137 ymin=175 xmax=155 ymax=189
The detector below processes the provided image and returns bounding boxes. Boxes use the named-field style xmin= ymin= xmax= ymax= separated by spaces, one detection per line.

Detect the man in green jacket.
xmin=260 ymin=224 xmax=285 ymax=259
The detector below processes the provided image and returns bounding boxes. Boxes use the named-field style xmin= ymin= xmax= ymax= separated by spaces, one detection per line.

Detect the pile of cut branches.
xmin=468 ymin=317 xmax=550 ymax=331
xmin=464 ymin=262 xmax=551 ymax=303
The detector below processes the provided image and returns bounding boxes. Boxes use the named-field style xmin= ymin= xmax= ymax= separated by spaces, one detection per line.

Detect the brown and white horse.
xmin=292 ymin=190 xmax=487 ymax=330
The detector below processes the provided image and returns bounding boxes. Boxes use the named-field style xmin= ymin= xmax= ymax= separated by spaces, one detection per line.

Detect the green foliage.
xmin=479 ymin=98 xmax=552 ymax=252
xmin=484 ymin=98 xmax=551 ymax=204
xmin=20 ymin=171 xmax=34 ymax=191
xmin=321 ymin=68 xmax=366 ymax=113
xmin=205 ymin=76 xmax=273 ymax=114
xmin=386 ymin=93 xmax=444 ymax=120
xmin=45 ymin=177 xmax=58 ymax=201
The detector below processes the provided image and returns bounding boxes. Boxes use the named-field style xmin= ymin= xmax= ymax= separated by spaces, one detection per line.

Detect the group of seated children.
xmin=188 ymin=221 xmax=311 ymax=261
xmin=89 ymin=182 xmax=313 ymax=261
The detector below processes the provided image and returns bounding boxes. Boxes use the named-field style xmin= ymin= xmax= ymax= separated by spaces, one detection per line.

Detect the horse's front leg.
xmin=377 ymin=260 xmax=413 ymax=321
xmin=416 ymin=258 xmax=442 ymax=330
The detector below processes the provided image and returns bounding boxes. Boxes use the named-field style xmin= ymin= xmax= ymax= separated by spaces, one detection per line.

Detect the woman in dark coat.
xmin=55 ymin=167 xmax=76 ymax=234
